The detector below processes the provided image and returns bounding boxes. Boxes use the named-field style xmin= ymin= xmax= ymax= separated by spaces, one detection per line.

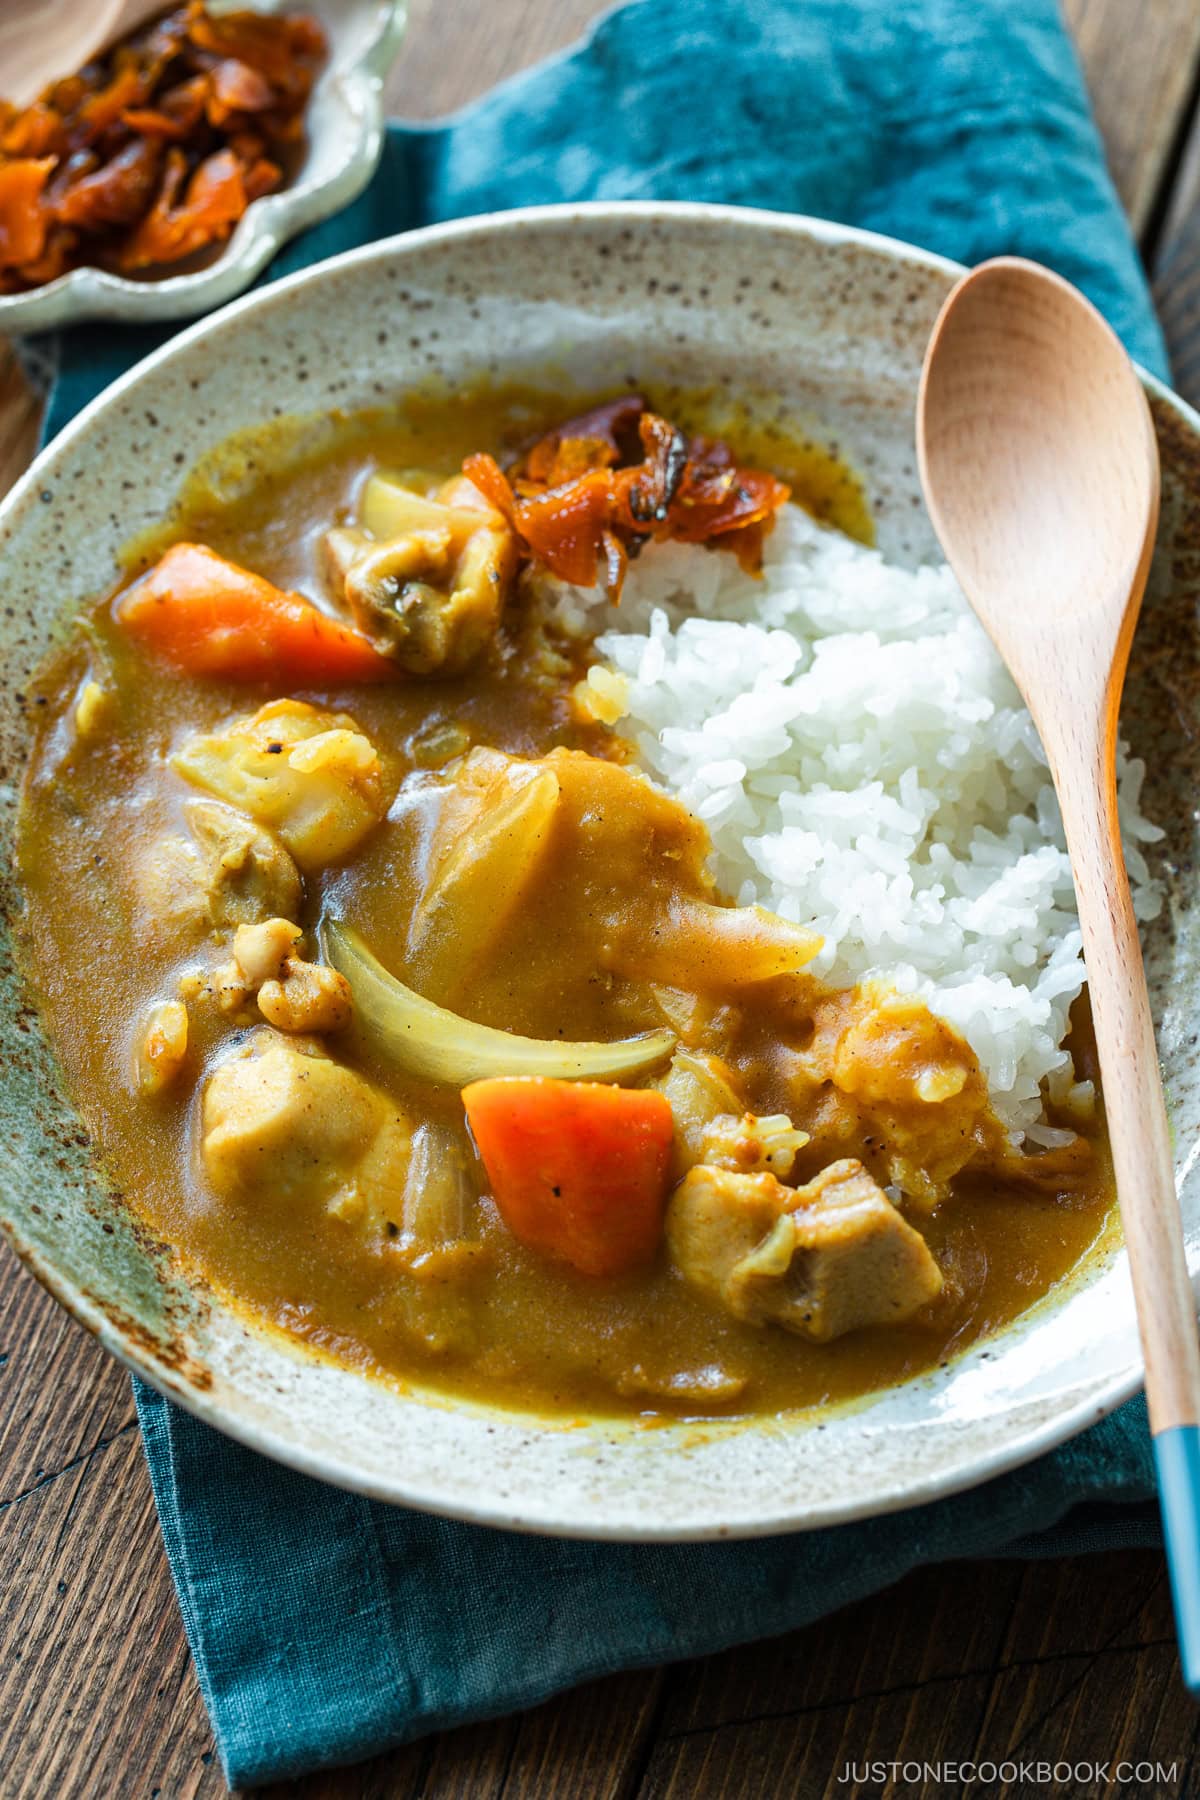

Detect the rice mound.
xmin=561 ymin=504 xmax=1164 ymax=1142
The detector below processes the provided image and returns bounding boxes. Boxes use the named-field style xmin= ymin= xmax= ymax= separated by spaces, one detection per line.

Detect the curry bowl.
xmin=1 ymin=203 xmax=1198 ymax=1538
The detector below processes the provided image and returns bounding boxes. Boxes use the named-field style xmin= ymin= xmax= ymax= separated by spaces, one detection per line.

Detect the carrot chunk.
xmin=462 ymin=1077 xmax=675 ymax=1277
xmin=115 ymin=542 xmax=394 ymax=683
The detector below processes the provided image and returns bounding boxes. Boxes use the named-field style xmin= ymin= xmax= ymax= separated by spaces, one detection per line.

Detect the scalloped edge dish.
xmin=0 ymin=0 xmax=406 ymax=332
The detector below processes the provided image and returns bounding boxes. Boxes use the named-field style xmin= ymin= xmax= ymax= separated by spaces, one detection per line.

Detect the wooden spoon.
xmin=917 ymin=256 xmax=1200 ymax=1693
xmin=0 ymin=0 xmax=168 ymax=107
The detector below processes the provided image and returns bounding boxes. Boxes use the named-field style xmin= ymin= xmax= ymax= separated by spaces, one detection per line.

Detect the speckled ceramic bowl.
xmin=0 ymin=0 xmax=406 ymax=333
xmin=1 ymin=204 xmax=1197 ymax=1538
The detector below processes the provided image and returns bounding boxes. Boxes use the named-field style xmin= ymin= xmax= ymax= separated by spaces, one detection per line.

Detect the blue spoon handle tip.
xmin=1153 ymin=1424 xmax=1200 ymax=1695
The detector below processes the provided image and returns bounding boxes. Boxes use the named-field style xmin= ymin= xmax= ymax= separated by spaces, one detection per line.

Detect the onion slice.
xmin=320 ymin=919 xmax=676 ymax=1085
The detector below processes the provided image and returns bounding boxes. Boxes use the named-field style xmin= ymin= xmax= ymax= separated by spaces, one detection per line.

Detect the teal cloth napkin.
xmin=40 ymin=0 xmax=1171 ymax=1785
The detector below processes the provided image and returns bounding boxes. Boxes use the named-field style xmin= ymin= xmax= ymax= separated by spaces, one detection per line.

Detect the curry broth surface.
xmin=17 ymin=389 xmax=1116 ymax=1420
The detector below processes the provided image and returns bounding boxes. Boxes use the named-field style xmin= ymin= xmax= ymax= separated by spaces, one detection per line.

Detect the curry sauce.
xmin=15 ymin=391 xmax=1117 ymax=1420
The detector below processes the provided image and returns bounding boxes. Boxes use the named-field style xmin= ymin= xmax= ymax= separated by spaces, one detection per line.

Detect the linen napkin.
xmin=40 ymin=0 xmax=1170 ymax=1785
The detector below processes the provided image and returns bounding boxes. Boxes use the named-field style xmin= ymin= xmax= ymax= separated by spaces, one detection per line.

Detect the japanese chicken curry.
xmin=16 ymin=391 xmax=1116 ymax=1419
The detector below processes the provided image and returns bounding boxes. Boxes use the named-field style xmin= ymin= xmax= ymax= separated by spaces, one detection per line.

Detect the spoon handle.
xmin=1053 ymin=731 xmax=1200 ymax=1689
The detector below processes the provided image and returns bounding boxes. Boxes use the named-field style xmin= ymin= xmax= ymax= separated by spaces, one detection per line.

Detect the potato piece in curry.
xmin=15 ymin=392 xmax=1116 ymax=1420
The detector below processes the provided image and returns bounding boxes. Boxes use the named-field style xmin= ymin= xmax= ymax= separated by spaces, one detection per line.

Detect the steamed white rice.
xmin=556 ymin=504 xmax=1164 ymax=1142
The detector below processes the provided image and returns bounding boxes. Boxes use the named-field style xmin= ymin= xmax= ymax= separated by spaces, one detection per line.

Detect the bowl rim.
xmin=0 ymin=0 xmax=407 ymax=332
xmin=2 ymin=197 xmax=1184 ymax=1538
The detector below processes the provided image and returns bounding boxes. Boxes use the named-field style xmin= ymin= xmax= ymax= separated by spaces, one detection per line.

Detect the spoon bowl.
xmin=917 ymin=257 xmax=1159 ymax=688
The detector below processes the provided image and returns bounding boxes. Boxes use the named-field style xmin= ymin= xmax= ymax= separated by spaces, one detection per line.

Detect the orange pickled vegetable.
xmin=1 ymin=102 xmax=65 ymax=159
xmin=463 ymin=1077 xmax=675 ymax=1278
xmin=121 ymin=76 xmax=211 ymax=142
xmin=207 ymin=59 xmax=276 ymax=125
xmin=189 ymin=6 xmax=328 ymax=90
xmin=0 ymin=158 xmax=54 ymax=267
xmin=116 ymin=543 xmax=394 ymax=684
xmin=119 ymin=146 xmax=248 ymax=270
xmin=0 ymin=4 xmax=326 ymax=294
xmin=463 ymin=398 xmax=790 ymax=601
xmin=55 ymin=139 xmax=161 ymax=231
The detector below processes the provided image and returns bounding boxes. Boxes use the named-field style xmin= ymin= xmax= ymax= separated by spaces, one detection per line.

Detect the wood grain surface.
xmin=1060 ymin=0 xmax=1200 ymax=239
xmin=4 ymin=2 xmax=1200 ymax=1795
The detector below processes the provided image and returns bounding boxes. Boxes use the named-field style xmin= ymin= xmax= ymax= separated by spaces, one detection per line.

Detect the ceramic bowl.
xmin=1 ymin=203 xmax=1197 ymax=1539
xmin=0 ymin=0 xmax=406 ymax=334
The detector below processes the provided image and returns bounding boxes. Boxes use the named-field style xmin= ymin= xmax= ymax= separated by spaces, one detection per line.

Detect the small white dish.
xmin=0 ymin=0 xmax=406 ymax=335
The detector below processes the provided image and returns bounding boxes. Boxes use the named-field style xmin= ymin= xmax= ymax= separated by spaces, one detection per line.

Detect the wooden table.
xmin=5 ymin=3 xmax=1200 ymax=1793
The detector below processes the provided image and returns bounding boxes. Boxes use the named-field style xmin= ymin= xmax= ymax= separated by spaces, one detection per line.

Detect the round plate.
xmin=0 ymin=203 xmax=1195 ymax=1539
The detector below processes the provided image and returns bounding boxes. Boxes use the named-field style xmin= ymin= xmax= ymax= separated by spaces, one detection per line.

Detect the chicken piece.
xmin=179 ymin=958 xmax=255 ymax=1020
xmin=833 ymin=988 xmax=980 ymax=1107
xmin=204 ymin=917 xmax=352 ymax=1034
xmin=171 ymin=698 xmax=387 ymax=872
xmin=258 ymin=958 xmax=352 ymax=1034
xmin=135 ymin=797 xmax=302 ymax=949
xmin=666 ymin=1159 xmax=943 ymax=1343
xmin=134 ymin=999 xmax=189 ymax=1095
xmin=700 ymin=1112 xmax=811 ymax=1180
xmin=830 ymin=987 xmax=994 ymax=1207
xmin=231 ymin=917 xmax=302 ymax=984
xmin=323 ymin=469 xmax=517 ymax=676
xmin=656 ymin=1048 xmax=808 ymax=1180
xmin=202 ymin=1030 xmax=412 ymax=1236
